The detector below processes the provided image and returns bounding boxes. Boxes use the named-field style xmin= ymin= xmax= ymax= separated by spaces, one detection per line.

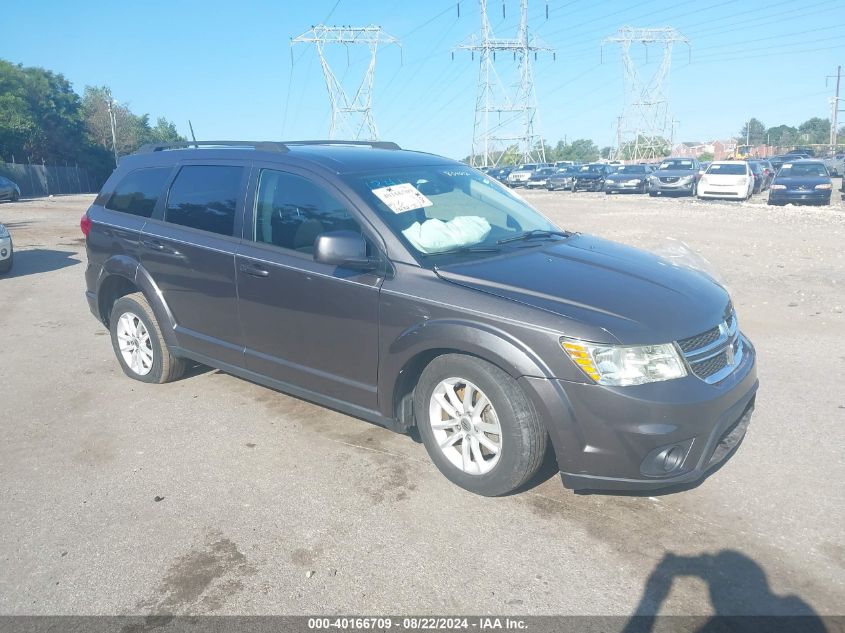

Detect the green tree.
xmin=617 ymin=136 xmax=670 ymax=161
xmin=697 ymin=151 xmax=714 ymax=162
xmin=797 ymin=117 xmax=830 ymax=145
xmin=600 ymin=146 xmax=612 ymax=160
xmin=766 ymin=124 xmax=798 ymax=146
xmin=556 ymin=138 xmax=599 ymax=162
xmin=739 ymin=118 xmax=766 ymax=145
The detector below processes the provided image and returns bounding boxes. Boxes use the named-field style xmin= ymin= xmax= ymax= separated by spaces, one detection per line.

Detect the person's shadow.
xmin=623 ymin=550 xmax=828 ymax=633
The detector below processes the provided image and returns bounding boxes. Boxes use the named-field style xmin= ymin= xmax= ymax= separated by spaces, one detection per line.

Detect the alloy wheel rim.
xmin=429 ymin=377 xmax=502 ymax=475
xmin=116 ymin=312 xmax=154 ymax=376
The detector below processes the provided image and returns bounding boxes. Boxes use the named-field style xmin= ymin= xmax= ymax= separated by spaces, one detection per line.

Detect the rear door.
xmin=140 ymin=161 xmax=249 ymax=366
xmin=235 ymin=165 xmax=383 ymax=410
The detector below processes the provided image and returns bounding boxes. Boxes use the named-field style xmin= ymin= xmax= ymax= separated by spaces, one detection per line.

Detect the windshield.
xmin=532 ymin=168 xmax=555 ymax=177
xmin=778 ymin=163 xmax=828 ymax=178
xmin=706 ymin=163 xmax=747 ymax=175
xmin=579 ymin=164 xmax=603 ymax=173
xmin=345 ymin=166 xmax=559 ymax=259
xmin=517 ymin=164 xmax=538 ymax=171
xmin=614 ymin=165 xmax=647 ymax=174
xmin=658 ymin=159 xmax=694 ymax=171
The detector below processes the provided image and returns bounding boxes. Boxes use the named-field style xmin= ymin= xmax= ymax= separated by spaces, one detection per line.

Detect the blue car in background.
xmin=768 ymin=160 xmax=832 ymax=206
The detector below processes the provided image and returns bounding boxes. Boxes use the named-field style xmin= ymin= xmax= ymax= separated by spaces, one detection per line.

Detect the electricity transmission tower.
xmin=291 ymin=25 xmax=400 ymax=140
xmin=602 ymin=27 xmax=689 ymax=161
xmin=456 ymin=0 xmax=553 ymax=167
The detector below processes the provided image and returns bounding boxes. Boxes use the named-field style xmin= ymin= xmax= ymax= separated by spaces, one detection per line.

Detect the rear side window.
xmin=165 ymin=165 xmax=243 ymax=236
xmin=105 ymin=168 xmax=171 ymax=218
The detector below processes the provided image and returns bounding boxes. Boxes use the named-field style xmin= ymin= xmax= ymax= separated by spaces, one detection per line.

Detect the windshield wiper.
xmin=420 ymin=245 xmax=503 ymax=257
xmin=497 ymin=229 xmax=572 ymax=244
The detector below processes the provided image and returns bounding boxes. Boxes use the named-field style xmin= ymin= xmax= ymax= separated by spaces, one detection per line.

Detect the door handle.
xmin=239 ymin=263 xmax=270 ymax=278
xmin=141 ymin=239 xmax=165 ymax=251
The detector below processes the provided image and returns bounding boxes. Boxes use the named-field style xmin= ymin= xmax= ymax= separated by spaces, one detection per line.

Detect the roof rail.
xmin=136 ymin=139 xmax=401 ymax=154
xmin=281 ymin=140 xmax=401 ymax=150
xmin=136 ymin=140 xmax=289 ymax=153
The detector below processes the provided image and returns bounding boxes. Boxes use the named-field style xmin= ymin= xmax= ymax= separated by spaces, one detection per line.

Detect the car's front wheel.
xmin=415 ymin=354 xmax=547 ymax=496
xmin=0 ymin=246 xmax=12 ymax=274
xmin=109 ymin=293 xmax=185 ymax=384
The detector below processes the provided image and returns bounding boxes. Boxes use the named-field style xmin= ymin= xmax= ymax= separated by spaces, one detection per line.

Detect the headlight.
xmin=561 ymin=338 xmax=687 ymax=386
xmin=678 ymin=175 xmax=694 ymax=183
xmin=625 ymin=179 xmax=641 ymax=185
xmin=0 ymin=225 xmax=9 ymax=238
xmin=770 ymin=184 xmax=786 ymax=190
xmin=815 ymin=183 xmax=832 ymax=190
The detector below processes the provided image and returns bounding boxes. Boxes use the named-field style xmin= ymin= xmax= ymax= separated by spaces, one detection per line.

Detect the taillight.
xmin=80 ymin=214 xmax=91 ymax=237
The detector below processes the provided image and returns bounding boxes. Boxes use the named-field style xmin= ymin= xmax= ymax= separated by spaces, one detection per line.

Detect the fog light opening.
xmin=663 ymin=446 xmax=684 ymax=472
xmin=0 ymin=249 xmax=7 ymax=257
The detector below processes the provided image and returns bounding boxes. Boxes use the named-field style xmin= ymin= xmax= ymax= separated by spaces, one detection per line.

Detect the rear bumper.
xmin=519 ymin=336 xmax=758 ymax=492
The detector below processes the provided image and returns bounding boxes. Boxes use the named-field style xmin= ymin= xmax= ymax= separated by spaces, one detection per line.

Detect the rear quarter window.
xmin=105 ymin=168 xmax=172 ymax=218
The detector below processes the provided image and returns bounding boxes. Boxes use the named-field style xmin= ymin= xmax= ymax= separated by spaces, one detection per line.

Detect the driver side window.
xmin=253 ymin=169 xmax=361 ymax=255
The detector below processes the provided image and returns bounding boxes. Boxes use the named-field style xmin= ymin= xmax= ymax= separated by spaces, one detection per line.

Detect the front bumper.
xmin=525 ymin=180 xmax=548 ymax=188
xmin=572 ymin=179 xmax=604 ymax=191
xmin=697 ymin=185 xmax=748 ymax=199
xmin=768 ymin=189 xmax=831 ymax=205
xmin=519 ymin=335 xmax=758 ymax=491
xmin=0 ymin=236 xmax=11 ymax=261
xmin=649 ymin=179 xmax=696 ymax=195
xmin=605 ymin=180 xmax=646 ymax=192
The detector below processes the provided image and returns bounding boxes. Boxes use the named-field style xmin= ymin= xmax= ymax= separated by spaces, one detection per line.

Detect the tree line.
xmin=0 ymin=59 xmax=184 ymax=187
xmin=739 ymin=117 xmax=844 ymax=147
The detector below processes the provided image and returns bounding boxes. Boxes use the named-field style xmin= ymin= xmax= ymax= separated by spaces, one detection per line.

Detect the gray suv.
xmin=82 ymin=141 xmax=757 ymax=495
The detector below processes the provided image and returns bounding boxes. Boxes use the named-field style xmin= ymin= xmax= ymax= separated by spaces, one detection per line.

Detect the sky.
xmin=2 ymin=0 xmax=843 ymax=159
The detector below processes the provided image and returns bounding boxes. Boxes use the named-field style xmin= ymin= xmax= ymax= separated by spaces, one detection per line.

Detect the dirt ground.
xmin=0 ymin=188 xmax=843 ymax=617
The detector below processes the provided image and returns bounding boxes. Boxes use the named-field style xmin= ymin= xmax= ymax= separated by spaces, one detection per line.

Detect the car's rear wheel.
xmin=415 ymin=354 xmax=547 ymax=496
xmin=109 ymin=293 xmax=185 ymax=384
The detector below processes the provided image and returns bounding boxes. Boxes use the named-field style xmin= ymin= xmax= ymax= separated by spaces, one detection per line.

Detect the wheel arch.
xmin=380 ymin=319 xmax=553 ymax=428
xmin=97 ymin=257 xmax=178 ymax=348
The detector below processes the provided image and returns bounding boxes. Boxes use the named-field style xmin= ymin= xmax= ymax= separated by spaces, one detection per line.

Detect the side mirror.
xmin=314 ymin=231 xmax=378 ymax=271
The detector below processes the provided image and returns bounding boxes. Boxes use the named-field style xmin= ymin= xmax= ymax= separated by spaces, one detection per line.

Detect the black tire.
xmin=649 ymin=192 xmax=657 ymax=197
xmin=414 ymin=354 xmax=547 ymax=496
xmin=0 ymin=246 xmax=12 ymax=274
xmin=10 ymin=190 xmax=19 ymax=202
xmin=109 ymin=292 xmax=185 ymax=384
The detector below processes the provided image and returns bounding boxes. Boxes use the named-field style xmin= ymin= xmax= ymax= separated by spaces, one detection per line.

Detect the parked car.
xmin=545 ymin=166 xmax=578 ymax=191
xmin=82 ymin=139 xmax=757 ymax=495
xmin=571 ymin=163 xmax=608 ymax=191
xmin=648 ymin=158 xmax=701 ymax=196
xmin=507 ymin=163 xmax=546 ymax=187
xmin=768 ymin=160 xmax=832 ymax=206
xmin=751 ymin=160 xmax=775 ymax=189
xmin=524 ymin=167 xmax=557 ymax=189
xmin=553 ymin=161 xmax=577 ymax=169
xmin=747 ymin=161 xmax=766 ymax=194
xmin=696 ymin=161 xmax=754 ymax=200
xmin=0 ymin=222 xmax=13 ymax=273
xmin=0 ymin=176 xmax=21 ymax=202
xmin=603 ymin=164 xmax=652 ymax=194
xmin=487 ymin=166 xmax=514 ymax=184
xmin=822 ymin=154 xmax=843 ymax=177
xmin=785 ymin=149 xmax=814 ymax=158
xmin=769 ymin=155 xmax=791 ymax=172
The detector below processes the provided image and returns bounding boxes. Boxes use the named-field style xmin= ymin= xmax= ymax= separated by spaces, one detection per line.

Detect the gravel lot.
xmin=0 ymin=188 xmax=843 ymax=617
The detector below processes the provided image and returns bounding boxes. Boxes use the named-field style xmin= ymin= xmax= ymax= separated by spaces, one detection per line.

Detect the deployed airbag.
xmin=402 ymin=216 xmax=492 ymax=254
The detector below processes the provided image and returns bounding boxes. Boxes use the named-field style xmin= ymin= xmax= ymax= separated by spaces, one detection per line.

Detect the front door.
xmin=236 ymin=167 xmax=383 ymax=410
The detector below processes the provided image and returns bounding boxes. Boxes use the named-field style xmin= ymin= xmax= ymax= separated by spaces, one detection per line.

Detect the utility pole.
xmin=455 ymin=0 xmax=553 ymax=167
xmin=603 ymin=27 xmax=689 ymax=162
xmin=827 ymin=65 xmax=842 ymax=147
xmin=291 ymin=25 xmax=400 ymax=141
xmin=105 ymin=88 xmax=119 ymax=167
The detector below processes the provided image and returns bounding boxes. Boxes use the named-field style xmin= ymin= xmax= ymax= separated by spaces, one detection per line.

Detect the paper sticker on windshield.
xmin=371 ymin=183 xmax=433 ymax=213
xmin=783 ymin=163 xmax=792 ymax=169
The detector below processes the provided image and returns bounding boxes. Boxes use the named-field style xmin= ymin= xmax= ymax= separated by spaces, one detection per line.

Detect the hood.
xmin=435 ymin=234 xmax=729 ymax=345
xmin=653 ymin=169 xmax=696 ymax=178
xmin=574 ymin=172 xmax=604 ymax=180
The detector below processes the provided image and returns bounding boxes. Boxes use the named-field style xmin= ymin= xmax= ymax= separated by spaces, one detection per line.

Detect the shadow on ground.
xmin=622 ymin=550 xmax=827 ymax=633
xmin=0 ymin=248 xmax=80 ymax=279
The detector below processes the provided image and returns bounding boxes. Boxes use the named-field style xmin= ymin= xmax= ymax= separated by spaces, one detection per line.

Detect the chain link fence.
xmin=0 ymin=162 xmax=96 ymax=198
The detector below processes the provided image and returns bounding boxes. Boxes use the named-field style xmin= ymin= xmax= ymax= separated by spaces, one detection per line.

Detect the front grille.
xmin=677 ymin=304 xmax=742 ymax=384
xmin=678 ymin=326 xmax=721 ymax=353
xmin=659 ymin=176 xmax=679 ymax=183
xmin=689 ymin=352 xmax=729 ymax=379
